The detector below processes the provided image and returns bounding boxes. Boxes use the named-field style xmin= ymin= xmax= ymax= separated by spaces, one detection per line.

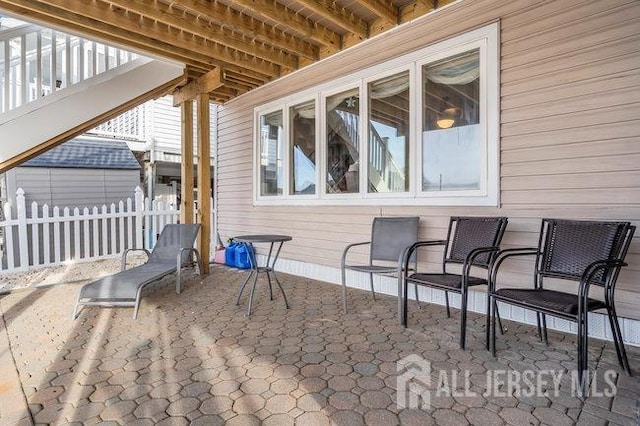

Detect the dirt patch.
xmin=0 ymin=255 xmax=147 ymax=293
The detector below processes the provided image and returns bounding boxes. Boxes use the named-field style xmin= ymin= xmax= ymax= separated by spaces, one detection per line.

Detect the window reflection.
xmin=326 ymin=89 xmax=359 ymax=194
xmin=290 ymin=101 xmax=316 ymax=195
xmin=259 ymin=111 xmax=284 ymax=196
xmin=422 ymin=49 xmax=481 ymax=192
xmin=368 ymin=71 xmax=410 ymax=193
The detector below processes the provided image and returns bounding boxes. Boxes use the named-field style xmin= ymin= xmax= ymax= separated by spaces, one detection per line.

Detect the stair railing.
xmin=0 ymin=23 xmax=139 ymax=114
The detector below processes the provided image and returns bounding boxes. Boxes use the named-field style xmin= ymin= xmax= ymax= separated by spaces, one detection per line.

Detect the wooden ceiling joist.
xmin=167 ymin=0 xmax=319 ymax=61
xmin=291 ymin=0 xmax=368 ymax=36
xmin=352 ymin=0 xmax=398 ymax=24
xmin=104 ymin=0 xmax=299 ymax=70
xmin=2 ymin=0 xmax=283 ymax=76
xmin=229 ymin=0 xmax=341 ymax=50
xmin=0 ymin=0 xmax=449 ymax=104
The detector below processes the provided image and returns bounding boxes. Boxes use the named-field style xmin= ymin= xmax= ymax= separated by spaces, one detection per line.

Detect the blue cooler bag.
xmin=225 ymin=241 xmax=253 ymax=269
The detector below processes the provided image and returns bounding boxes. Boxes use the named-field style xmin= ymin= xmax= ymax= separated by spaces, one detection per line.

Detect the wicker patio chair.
xmin=72 ymin=223 xmax=202 ymax=319
xmin=488 ymin=218 xmax=635 ymax=397
xmin=341 ymin=216 xmax=419 ymax=315
xmin=401 ymin=216 xmax=508 ymax=349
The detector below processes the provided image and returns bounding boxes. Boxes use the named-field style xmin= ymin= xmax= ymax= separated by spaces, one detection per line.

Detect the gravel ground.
xmin=0 ymin=254 xmax=147 ymax=293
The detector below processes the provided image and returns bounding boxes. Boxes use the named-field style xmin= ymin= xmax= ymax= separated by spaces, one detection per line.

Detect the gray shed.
xmin=3 ymin=136 xmax=142 ymax=213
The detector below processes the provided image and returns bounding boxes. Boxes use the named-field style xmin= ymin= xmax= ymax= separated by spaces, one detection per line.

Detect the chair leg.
xmin=490 ymin=297 xmax=497 ymax=357
xmin=402 ymin=278 xmax=409 ymax=327
xmin=485 ymin=292 xmax=491 ymax=350
xmin=341 ymin=266 xmax=348 ymax=314
xmin=72 ymin=292 xmax=82 ymax=319
xmin=369 ymin=273 xmax=376 ymax=301
xmin=536 ymin=313 xmax=542 ymax=341
xmin=577 ymin=313 xmax=589 ymax=398
xmin=460 ymin=290 xmax=468 ymax=349
xmin=608 ymin=305 xmax=631 ymax=375
xmin=445 ymin=291 xmax=451 ymax=318
xmin=541 ymin=313 xmax=548 ymax=345
xmin=414 ymin=284 xmax=420 ymax=303
xmin=496 ymin=308 xmax=505 ymax=335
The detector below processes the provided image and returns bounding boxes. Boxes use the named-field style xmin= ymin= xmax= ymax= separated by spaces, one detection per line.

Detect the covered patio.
xmin=1 ymin=268 xmax=639 ymax=425
xmin=0 ymin=0 xmax=639 ymax=424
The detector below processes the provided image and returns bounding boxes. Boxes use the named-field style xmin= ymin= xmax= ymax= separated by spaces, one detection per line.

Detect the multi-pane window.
xmin=254 ymin=23 xmax=498 ymax=205
xmin=259 ymin=110 xmax=284 ymax=196
xmin=422 ymin=50 xmax=480 ymax=192
xmin=290 ymin=101 xmax=316 ymax=195
xmin=326 ymin=89 xmax=360 ymax=194
xmin=367 ymin=71 xmax=410 ymax=193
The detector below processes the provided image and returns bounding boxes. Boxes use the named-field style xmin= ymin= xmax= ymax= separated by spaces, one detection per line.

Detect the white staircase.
xmin=0 ymin=23 xmax=183 ymax=170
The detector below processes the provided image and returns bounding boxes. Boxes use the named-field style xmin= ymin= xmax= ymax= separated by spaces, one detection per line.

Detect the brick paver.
xmin=1 ymin=265 xmax=639 ymax=425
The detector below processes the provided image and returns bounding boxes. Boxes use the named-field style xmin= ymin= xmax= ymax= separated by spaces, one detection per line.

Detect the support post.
xmin=197 ymin=93 xmax=211 ymax=274
xmin=180 ymin=99 xmax=194 ymax=224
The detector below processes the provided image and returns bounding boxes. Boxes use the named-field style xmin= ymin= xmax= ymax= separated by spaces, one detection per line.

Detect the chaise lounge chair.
xmin=72 ymin=223 xmax=202 ymax=319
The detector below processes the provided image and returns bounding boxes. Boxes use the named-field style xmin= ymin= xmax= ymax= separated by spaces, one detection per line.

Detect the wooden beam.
xmin=163 ymin=0 xmax=319 ymax=61
xmin=180 ymin=99 xmax=194 ymax=225
xmin=0 ymin=75 xmax=184 ymax=173
xmin=104 ymin=0 xmax=299 ymax=69
xmin=228 ymin=0 xmax=341 ymax=50
xmin=4 ymin=0 xmax=282 ymax=77
xmin=399 ymin=0 xmax=436 ymax=22
xmin=351 ymin=0 xmax=398 ymax=24
xmin=196 ymin=93 xmax=211 ymax=274
xmin=292 ymin=0 xmax=368 ymax=36
xmin=173 ymin=67 xmax=224 ymax=106
xmin=0 ymin=1 xmax=211 ymax=71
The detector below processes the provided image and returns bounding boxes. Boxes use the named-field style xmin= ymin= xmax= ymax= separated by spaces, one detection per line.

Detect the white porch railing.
xmin=0 ymin=23 xmax=139 ymax=113
xmin=0 ymin=187 xmax=213 ymax=273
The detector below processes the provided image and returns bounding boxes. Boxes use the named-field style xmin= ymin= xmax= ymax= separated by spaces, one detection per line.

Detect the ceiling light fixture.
xmin=436 ymin=107 xmax=458 ymax=129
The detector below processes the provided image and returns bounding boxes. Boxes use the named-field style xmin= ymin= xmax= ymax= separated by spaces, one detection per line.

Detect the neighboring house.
xmin=3 ymin=136 xmax=141 ymax=212
xmin=87 ymin=94 xmax=216 ymax=208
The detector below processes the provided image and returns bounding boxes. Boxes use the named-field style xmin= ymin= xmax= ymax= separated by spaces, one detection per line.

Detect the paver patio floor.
xmin=1 ymin=265 xmax=639 ymax=425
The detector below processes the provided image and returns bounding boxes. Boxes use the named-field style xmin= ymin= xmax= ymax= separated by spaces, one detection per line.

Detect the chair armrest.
xmin=400 ymin=240 xmax=447 ymax=275
xmin=176 ymin=247 xmax=203 ymax=273
xmin=489 ymin=247 xmax=539 ymax=292
xmin=460 ymin=246 xmax=501 ymax=280
xmin=175 ymin=248 xmax=203 ymax=294
xmin=121 ymin=248 xmax=150 ymax=271
xmin=578 ymin=259 xmax=627 ymax=300
xmin=341 ymin=241 xmax=371 ymax=268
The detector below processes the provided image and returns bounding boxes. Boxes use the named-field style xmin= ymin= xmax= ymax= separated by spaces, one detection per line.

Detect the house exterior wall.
xmin=216 ymin=0 xmax=640 ymax=320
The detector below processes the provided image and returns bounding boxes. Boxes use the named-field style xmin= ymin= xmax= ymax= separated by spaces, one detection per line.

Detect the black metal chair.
xmin=341 ymin=216 xmax=419 ymax=315
xmin=488 ymin=219 xmax=635 ymax=397
xmin=401 ymin=216 xmax=508 ymax=349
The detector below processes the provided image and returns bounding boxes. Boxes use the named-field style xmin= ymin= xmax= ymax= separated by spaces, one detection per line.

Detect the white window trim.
xmin=254 ymin=22 xmax=500 ymax=207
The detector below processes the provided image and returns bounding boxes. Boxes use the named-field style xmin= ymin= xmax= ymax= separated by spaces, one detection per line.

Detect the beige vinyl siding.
xmin=216 ymin=0 xmax=640 ymax=319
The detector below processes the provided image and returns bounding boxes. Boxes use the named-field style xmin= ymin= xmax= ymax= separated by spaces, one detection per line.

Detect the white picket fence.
xmin=0 ymin=187 xmax=213 ymax=273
